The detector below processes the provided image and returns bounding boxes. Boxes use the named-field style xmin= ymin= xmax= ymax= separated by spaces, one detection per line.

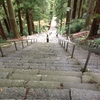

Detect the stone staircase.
xmin=0 ymin=42 xmax=100 ymax=100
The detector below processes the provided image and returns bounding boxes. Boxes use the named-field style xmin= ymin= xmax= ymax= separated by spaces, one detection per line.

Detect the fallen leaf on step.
xmin=57 ymin=83 xmax=63 ymax=89
xmin=0 ymin=88 xmax=3 ymax=92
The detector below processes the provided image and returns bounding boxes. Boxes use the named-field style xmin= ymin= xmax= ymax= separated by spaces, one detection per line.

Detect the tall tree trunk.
xmin=49 ymin=2 xmax=53 ymax=30
xmin=78 ymin=0 xmax=83 ymax=18
xmin=32 ymin=21 xmax=35 ymax=33
xmin=26 ymin=11 xmax=30 ymax=35
xmin=16 ymin=0 xmax=23 ymax=35
xmin=65 ymin=0 xmax=71 ymax=37
xmin=39 ymin=20 xmax=41 ymax=33
xmin=6 ymin=0 xmax=21 ymax=38
xmin=0 ymin=21 xmax=6 ymax=40
xmin=84 ymin=0 xmax=95 ymax=27
xmin=2 ymin=0 xmax=11 ymax=33
xmin=72 ymin=0 xmax=78 ymax=19
xmin=88 ymin=0 xmax=100 ymax=38
xmin=4 ymin=18 xmax=10 ymax=33
xmin=81 ymin=0 xmax=85 ymax=18
xmin=66 ymin=0 xmax=71 ymax=25
xmin=26 ymin=11 xmax=33 ymax=35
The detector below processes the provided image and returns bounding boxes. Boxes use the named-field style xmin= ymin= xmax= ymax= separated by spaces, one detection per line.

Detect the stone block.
xmin=27 ymin=88 xmax=70 ymax=100
xmin=0 ymin=87 xmax=25 ymax=99
xmin=25 ymin=81 xmax=60 ymax=89
xmin=0 ymin=79 xmax=24 ymax=87
xmin=9 ymin=73 xmax=41 ymax=81
xmin=71 ymin=88 xmax=100 ymax=100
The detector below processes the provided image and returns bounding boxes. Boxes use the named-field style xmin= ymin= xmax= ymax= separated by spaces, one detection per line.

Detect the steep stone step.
xmin=26 ymin=88 xmax=70 ymax=100
xmin=71 ymin=88 xmax=100 ymax=100
xmin=0 ymin=87 xmax=70 ymax=99
xmin=1 ymin=87 xmax=100 ymax=99
xmin=25 ymin=81 xmax=99 ymax=91
xmin=0 ymin=87 xmax=25 ymax=99
xmin=0 ymin=72 xmax=9 ymax=79
xmin=9 ymin=73 xmax=81 ymax=83
xmin=0 ymin=68 xmax=82 ymax=77
xmin=14 ymin=69 xmax=82 ymax=77
xmin=38 ymin=70 xmax=82 ymax=77
xmin=83 ymin=72 xmax=100 ymax=85
xmin=0 ymin=79 xmax=99 ymax=91
xmin=63 ymin=82 xmax=99 ymax=91
xmin=0 ymin=79 xmax=25 ymax=87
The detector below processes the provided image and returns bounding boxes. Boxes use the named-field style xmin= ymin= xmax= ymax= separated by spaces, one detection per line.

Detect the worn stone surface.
xmin=41 ymin=75 xmax=81 ymax=82
xmin=9 ymin=73 xmax=41 ymax=81
xmin=0 ymin=87 xmax=26 ymax=99
xmin=0 ymin=79 xmax=24 ymax=87
xmin=63 ymin=82 xmax=98 ymax=91
xmin=71 ymin=88 xmax=100 ymax=100
xmin=82 ymin=75 xmax=94 ymax=83
xmin=25 ymin=81 xmax=60 ymax=89
xmin=0 ymin=72 xmax=9 ymax=79
xmin=27 ymin=88 xmax=70 ymax=100
xmin=0 ymin=68 xmax=14 ymax=73
xmin=39 ymin=70 xmax=82 ymax=77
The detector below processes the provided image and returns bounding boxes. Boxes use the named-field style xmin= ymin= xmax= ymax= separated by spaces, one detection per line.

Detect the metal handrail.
xmin=0 ymin=38 xmax=37 ymax=57
xmin=58 ymin=38 xmax=100 ymax=73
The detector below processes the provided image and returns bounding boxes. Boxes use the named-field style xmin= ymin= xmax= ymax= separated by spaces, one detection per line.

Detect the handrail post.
xmin=66 ymin=42 xmax=68 ymax=52
xmin=21 ymin=40 xmax=24 ymax=48
xmin=82 ymin=51 xmax=91 ymax=73
xmin=62 ymin=41 xmax=64 ymax=47
xmin=64 ymin=41 xmax=66 ymax=49
xmin=26 ymin=40 xmax=28 ymax=46
xmin=31 ymin=39 xmax=32 ymax=44
xmin=0 ymin=47 xmax=4 ymax=57
xmin=14 ymin=41 xmax=18 ymax=51
xmin=71 ymin=45 xmax=75 ymax=58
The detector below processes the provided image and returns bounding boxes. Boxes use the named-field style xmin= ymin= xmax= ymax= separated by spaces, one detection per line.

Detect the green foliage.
xmin=54 ymin=0 xmax=67 ymax=21
xmin=94 ymin=38 xmax=100 ymax=44
xmin=22 ymin=29 xmax=28 ymax=36
xmin=93 ymin=14 xmax=100 ymax=19
xmin=57 ymin=24 xmax=65 ymax=35
xmin=6 ymin=31 xmax=14 ymax=39
xmin=69 ymin=19 xmax=85 ymax=34
xmin=0 ymin=37 xmax=6 ymax=43
xmin=21 ymin=0 xmax=50 ymax=21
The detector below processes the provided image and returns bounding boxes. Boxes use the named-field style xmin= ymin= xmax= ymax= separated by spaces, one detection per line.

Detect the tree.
xmin=6 ymin=0 xmax=21 ymax=38
xmin=78 ymin=0 xmax=83 ymax=18
xmin=0 ymin=21 xmax=6 ymax=40
xmin=2 ymin=0 xmax=11 ymax=33
xmin=54 ymin=0 xmax=67 ymax=30
xmin=88 ymin=0 xmax=100 ymax=38
xmin=66 ymin=0 xmax=71 ymax=24
xmin=84 ymin=0 xmax=95 ymax=27
xmin=72 ymin=0 xmax=78 ymax=19
xmin=65 ymin=0 xmax=71 ymax=37
xmin=16 ymin=0 xmax=23 ymax=35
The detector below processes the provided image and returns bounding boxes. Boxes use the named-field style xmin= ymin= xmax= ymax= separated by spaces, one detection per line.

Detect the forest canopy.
xmin=0 ymin=0 xmax=100 ymax=42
